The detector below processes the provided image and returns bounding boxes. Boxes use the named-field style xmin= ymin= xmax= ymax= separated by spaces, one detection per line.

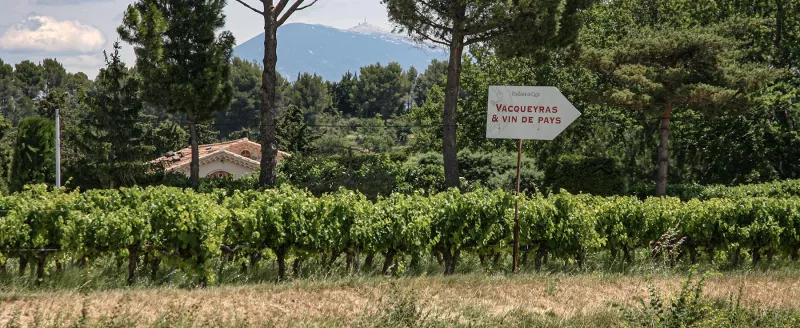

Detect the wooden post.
xmin=513 ymin=139 xmax=522 ymax=273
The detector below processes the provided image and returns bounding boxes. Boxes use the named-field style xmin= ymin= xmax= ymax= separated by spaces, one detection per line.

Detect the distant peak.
xmin=346 ymin=21 xmax=390 ymax=35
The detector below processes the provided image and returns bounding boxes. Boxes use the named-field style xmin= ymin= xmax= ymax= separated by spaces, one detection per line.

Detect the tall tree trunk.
xmin=656 ymin=104 xmax=672 ymax=196
xmin=259 ymin=15 xmax=279 ymax=189
xmin=187 ymin=115 xmax=200 ymax=189
xmin=442 ymin=30 xmax=465 ymax=189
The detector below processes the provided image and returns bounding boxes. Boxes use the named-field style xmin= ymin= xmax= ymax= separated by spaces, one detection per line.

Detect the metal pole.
xmin=513 ymin=139 xmax=522 ymax=273
xmin=55 ymin=107 xmax=61 ymax=189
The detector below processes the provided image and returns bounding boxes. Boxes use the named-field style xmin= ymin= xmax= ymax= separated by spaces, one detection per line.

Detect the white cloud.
xmin=0 ymin=15 xmax=105 ymax=54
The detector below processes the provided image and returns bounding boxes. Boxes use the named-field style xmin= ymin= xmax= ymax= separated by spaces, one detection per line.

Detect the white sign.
xmin=485 ymin=86 xmax=580 ymax=140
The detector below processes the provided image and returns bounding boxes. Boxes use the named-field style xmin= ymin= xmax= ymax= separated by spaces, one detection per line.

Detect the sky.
xmin=0 ymin=0 xmax=393 ymax=77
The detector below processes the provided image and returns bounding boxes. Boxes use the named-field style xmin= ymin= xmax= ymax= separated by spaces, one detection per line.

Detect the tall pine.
xmin=119 ymin=0 xmax=235 ymax=189
xmin=586 ymin=22 xmax=782 ymax=196
xmin=82 ymin=42 xmax=155 ymax=189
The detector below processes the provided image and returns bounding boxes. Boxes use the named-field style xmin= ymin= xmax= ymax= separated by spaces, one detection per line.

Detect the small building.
xmin=151 ymin=138 xmax=290 ymax=179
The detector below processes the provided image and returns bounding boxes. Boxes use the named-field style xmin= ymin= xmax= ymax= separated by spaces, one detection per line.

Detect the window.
xmin=241 ymin=150 xmax=252 ymax=158
xmin=207 ymin=171 xmax=230 ymax=179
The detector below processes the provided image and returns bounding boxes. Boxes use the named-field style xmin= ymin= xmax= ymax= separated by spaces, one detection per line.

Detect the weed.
xmin=545 ymin=278 xmax=559 ymax=296
xmin=617 ymin=269 xmax=800 ymax=327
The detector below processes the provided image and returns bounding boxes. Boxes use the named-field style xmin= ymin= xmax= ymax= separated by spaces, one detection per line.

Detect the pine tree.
xmin=586 ymin=22 xmax=783 ymax=196
xmin=82 ymin=42 xmax=156 ymax=189
xmin=119 ymin=0 xmax=235 ymax=189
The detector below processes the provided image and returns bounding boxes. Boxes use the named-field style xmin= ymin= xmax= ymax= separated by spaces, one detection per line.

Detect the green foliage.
xmin=13 ymin=60 xmax=44 ymax=100
xmin=276 ymin=152 xmax=443 ymax=200
xmin=586 ymin=23 xmax=780 ymax=116
xmin=595 ymin=196 xmax=646 ymax=261
xmin=356 ymin=116 xmax=396 ymax=153
xmin=429 ymin=188 xmax=514 ymax=273
xmin=413 ymin=150 xmax=543 ymax=193
xmin=371 ymin=192 xmax=433 ymax=258
xmin=412 ymin=59 xmax=447 ymax=107
xmin=330 ymin=71 xmax=360 ymax=117
xmin=290 ymin=72 xmax=332 ymax=119
xmin=2 ymin=181 xmax=800 ymax=285
xmin=145 ymin=120 xmax=189 ymax=157
xmin=80 ymin=42 xmax=156 ymax=189
xmin=277 ymin=104 xmax=319 ymax=154
xmin=217 ymin=58 xmax=262 ymax=137
xmin=119 ymin=0 xmax=235 ymax=188
xmin=585 ymin=19 xmax=783 ymax=195
xmin=543 ymin=154 xmax=627 ymax=196
xmin=634 ymin=179 xmax=800 ymax=200
xmin=10 ymin=116 xmax=55 ymax=193
xmin=383 ymin=0 xmax=594 ymax=188
xmin=355 ymin=62 xmax=412 ymax=118
xmin=0 ymin=113 xmax=12 ymax=193
xmin=143 ymin=186 xmax=229 ymax=284
xmin=407 ymin=84 xmax=444 ymax=153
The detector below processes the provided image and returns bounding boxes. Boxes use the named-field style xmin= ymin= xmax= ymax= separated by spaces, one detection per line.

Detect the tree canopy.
xmin=119 ymin=0 xmax=235 ymax=189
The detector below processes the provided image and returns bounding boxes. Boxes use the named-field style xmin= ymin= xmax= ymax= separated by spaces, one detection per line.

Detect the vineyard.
xmin=1 ymin=180 xmax=800 ymax=286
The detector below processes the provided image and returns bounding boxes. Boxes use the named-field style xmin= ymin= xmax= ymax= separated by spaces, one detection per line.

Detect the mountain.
xmin=233 ymin=22 xmax=448 ymax=81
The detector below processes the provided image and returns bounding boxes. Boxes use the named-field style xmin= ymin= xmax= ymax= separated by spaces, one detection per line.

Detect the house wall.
xmin=197 ymin=160 xmax=256 ymax=179
xmin=226 ymin=142 xmax=262 ymax=160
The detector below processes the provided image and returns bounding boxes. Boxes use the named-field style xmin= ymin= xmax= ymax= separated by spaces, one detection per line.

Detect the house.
xmin=151 ymin=138 xmax=290 ymax=179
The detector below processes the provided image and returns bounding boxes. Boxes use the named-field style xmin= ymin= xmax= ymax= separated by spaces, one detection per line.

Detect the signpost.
xmin=486 ymin=86 xmax=580 ymax=272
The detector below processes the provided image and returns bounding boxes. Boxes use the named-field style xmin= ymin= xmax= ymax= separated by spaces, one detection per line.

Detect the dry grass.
xmin=1 ymin=273 xmax=799 ymax=326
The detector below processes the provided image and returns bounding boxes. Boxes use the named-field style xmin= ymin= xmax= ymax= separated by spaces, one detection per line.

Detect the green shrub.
xmin=543 ymin=154 xmax=627 ymax=196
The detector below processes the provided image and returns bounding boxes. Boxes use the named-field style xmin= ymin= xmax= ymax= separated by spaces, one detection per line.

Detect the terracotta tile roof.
xmin=151 ymin=138 xmax=290 ymax=171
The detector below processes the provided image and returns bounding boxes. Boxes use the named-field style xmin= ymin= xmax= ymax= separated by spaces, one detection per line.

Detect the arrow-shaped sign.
xmin=485 ymin=86 xmax=581 ymax=140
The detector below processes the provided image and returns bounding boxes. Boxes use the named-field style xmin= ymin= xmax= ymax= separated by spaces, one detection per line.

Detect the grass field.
xmin=2 ymin=270 xmax=800 ymax=327
xmin=2 ymin=250 xmax=800 ymax=327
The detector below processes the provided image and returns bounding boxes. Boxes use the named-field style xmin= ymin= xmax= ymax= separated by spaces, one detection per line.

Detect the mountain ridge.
xmin=233 ymin=22 xmax=448 ymax=82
